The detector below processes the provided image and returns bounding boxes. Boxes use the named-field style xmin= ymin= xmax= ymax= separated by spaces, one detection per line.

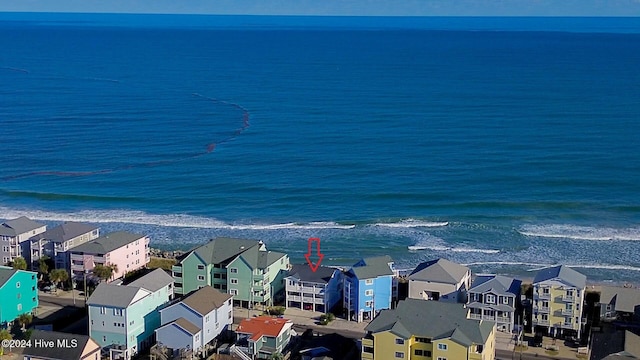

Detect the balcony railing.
xmin=536 ymin=292 xmax=551 ymax=300
xmin=469 ymin=313 xmax=482 ymax=320
xmin=497 ymin=316 xmax=511 ymax=323
xmin=562 ymin=295 xmax=575 ymax=302
xmin=561 ymin=322 xmax=574 ymax=329
xmin=534 ymin=306 xmax=550 ymax=313
xmin=562 ymin=308 xmax=574 ymax=316
xmin=534 ymin=319 xmax=549 ymax=326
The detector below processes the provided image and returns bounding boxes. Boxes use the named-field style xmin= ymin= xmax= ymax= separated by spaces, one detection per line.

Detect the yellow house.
xmin=362 ymin=298 xmax=496 ymax=360
xmin=532 ymin=265 xmax=586 ymax=339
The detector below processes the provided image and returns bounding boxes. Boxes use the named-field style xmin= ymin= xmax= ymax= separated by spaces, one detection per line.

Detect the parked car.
xmin=533 ymin=333 xmax=543 ymax=347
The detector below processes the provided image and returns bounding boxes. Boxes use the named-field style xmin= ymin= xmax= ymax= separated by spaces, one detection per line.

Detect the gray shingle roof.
xmin=408 ymin=258 xmax=469 ymax=284
xmin=238 ymin=246 xmax=287 ymax=270
xmin=469 ymin=275 xmax=522 ymax=296
xmin=23 ymin=330 xmax=95 ymax=360
xmin=30 ymin=222 xmax=98 ymax=243
xmin=287 ymin=264 xmax=338 ymax=284
xmin=350 ymin=256 xmax=394 ymax=279
xmin=0 ymin=216 xmax=45 ymax=236
xmin=71 ymin=231 xmax=144 ymax=254
xmin=87 ymin=282 xmax=149 ymax=307
xmin=173 ymin=317 xmax=201 ymax=335
xmin=533 ymin=265 xmax=587 ymax=289
xmin=181 ymin=285 xmax=232 ymax=316
xmin=600 ymin=286 xmax=640 ymax=314
xmin=127 ymin=268 xmax=173 ymax=292
xmin=0 ymin=267 xmax=18 ymax=288
xmin=187 ymin=238 xmax=260 ymax=265
xmin=365 ymin=298 xmax=494 ymax=346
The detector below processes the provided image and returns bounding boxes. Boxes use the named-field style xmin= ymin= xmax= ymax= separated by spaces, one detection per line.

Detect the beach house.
xmin=1 ymin=216 xmax=46 ymax=265
xmin=362 ymin=298 xmax=496 ymax=360
xmin=87 ymin=268 xmax=174 ymax=360
xmin=285 ymin=264 xmax=343 ymax=313
xmin=531 ymin=265 xmax=587 ymax=339
xmin=343 ymin=255 xmax=397 ymax=322
xmin=467 ymin=274 xmax=522 ymax=333
xmin=172 ymin=238 xmax=289 ymax=307
xmin=235 ymin=316 xmax=293 ymax=359
xmin=0 ymin=266 xmax=38 ymax=327
xmin=27 ymin=221 xmax=100 ymax=270
xmin=599 ymin=285 xmax=640 ymax=322
xmin=156 ymin=286 xmax=233 ymax=357
xmin=69 ymin=231 xmax=150 ymax=281
xmin=22 ymin=330 xmax=101 ymax=360
xmin=408 ymin=258 xmax=472 ymax=303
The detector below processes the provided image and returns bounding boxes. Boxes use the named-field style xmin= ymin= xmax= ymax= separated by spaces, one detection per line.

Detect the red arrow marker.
xmin=304 ymin=237 xmax=324 ymax=273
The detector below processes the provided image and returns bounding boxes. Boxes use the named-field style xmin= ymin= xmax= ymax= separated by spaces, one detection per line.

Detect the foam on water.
xmin=519 ymin=224 xmax=640 ymax=241
xmin=372 ymin=219 xmax=449 ymax=228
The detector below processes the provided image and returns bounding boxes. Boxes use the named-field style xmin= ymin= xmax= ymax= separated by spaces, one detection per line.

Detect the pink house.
xmin=69 ymin=231 xmax=150 ymax=281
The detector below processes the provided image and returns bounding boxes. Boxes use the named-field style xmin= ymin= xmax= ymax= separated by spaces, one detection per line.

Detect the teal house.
xmin=0 ymin=266 xmax=38 ymax=327
xmin=172 ymin=238 xmax=289 ymax=307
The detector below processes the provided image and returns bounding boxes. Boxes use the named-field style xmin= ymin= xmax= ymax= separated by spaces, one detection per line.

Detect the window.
xmin=100 ymin=307 xmax=106 ymax=314
xmin=502 ymin=296 xmax=509 ymax=304
xmin=214 ymin=284 xmax=221 ymax=289
xmin=476 ymin=345 xmax=484 ymax=353
xmin=365 ymin=289 xmax=373 ymax=296
xmin=486 ymin=294 xmax=495 ymax=304
xmin=365 ymin=279 xmax=373 ymax=285
xmin=197 ymin=275 xmax=205 ymax=281
xmin=16 ymin=281 xmax=20 ymax=288
xmin=16 ymin=293 xmax=20 ymax=299
xmin=103 ymin=336 xmax=106 ymax=342
xmin=415 ymin=337 xmax=431 ymax=343
xmin=197 ymin=264 xmax=205 ymax=270
xmin=230 ymin=268 xmax=238 ymax=273
xmin=205 ymin=315 xmax=210 ymax=322
xmin=395 ymin=338 xmax=404 ymax=345
xmin=363 ymin=346 xmax=374 ymax=353
xmin=231 ymin=278 xmax=238 ymax=284
xmin=437 ymin=357 xmax=447 ymax=360
xmin=228 ymin=310 xmax=232 ymax=319
xmin=437 ymin=343 xmax=448 ymax=351
xmin=365 ymin=300 xmax=373 ymax=308
xmin=395 ymin=352 xmax=404 ymax=358
xmin=17 ymin=304 xmax=22 ymax=311
xmin=230 ymin=289 xmax=238 ymax=295
xmin=415 ymin=349 xmax=424 ymax=356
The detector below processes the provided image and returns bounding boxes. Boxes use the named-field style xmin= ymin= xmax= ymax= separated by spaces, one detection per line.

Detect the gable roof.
xmin=234 ymin=246 xmax=287 ymax=270
xmin=350 ymin=256 xmax=394 ymax=279
xmin=87 ymin=282 xmax=150 ymax=308
xmin=602 ymin=331 xmax=640 ymax=359
xmin=30 ymin=222 xmax=98 ymax=243
xmin=600 ymin=286 xmax=640 ymax=314
xmin=236 ymin=316 xmax=292 ymax=341
xmin=173 ymin=317 xmax=201 ymax=335
xmin=23 ymin=330 xmax=95 ymax=360
xmin=127 ymin=268 xmax=174 ymax=292
xmin=0 ymin=267 xmax=18 ymax=288
xmin=180 ymin=286 xmax=232 ymax=316
xmin=469 ymin=275 xmax=522 ymax=296
xmin=287 ymin=264 xmax=338 ymax=284
xmin=184 ymin=237 xmax=260 ymax=265
xmin=408 ymin=258 xmax=469 ymax=284
xmin=71 ymin=231 xmax=145 ymax=254
xmin=533 ymin=265 xmax=587 ymax=289
xmin=0 ymin=216 xmax=45 ymax=236
xmin=365 ymin=298 xmax=493 ymax=346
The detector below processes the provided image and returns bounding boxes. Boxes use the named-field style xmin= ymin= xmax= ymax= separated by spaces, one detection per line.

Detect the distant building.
xmin=0 ymin=266 xmax=38 ymax=327
xmin=27 ymin=221 xmax=100 ymax=270
xmin=172 ymin=238 xmax=289 ymax=307
xmin=531 ymin=265 xmax=586 ymax=339
xmin=156 ymin=286 xmax=233 ymax=357
xmin=285 ymin=264 xmax=343 ymax=313
xmin=87 ymin=268 xmax=173 ymax=360
xmin=235 ymin=316 xmax=293 ymax=359
xmin=0 ymin=216 xmax=46 ymax=264
xmin=22 ymin=330 xmax=101 ymax=360
xmin=69 ymin=231 xmax=150 ymax=281
xmin=343 ymin=255 xmax=397 ymax=322
xmin=599 ymin=285 xmax=640 ymax=322
xmin=467 ymin=274 xmax=522 ymax=333
xmin=408 ymin=258 xmax=472 ymax=303
xmin=362 ymin=298 xmax=496 ymax=360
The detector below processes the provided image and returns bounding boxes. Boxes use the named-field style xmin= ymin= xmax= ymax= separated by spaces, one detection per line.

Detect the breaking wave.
xmin=519 ymin=224 xmax=640 ymax=241
xmin=372 ymin=219 xmax=449 ymax=228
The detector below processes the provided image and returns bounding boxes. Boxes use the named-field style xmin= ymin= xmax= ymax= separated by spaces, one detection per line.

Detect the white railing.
xmin=562 ymin=295 xmax=575 ymax=302
xmin=469 ymin=313 xmax=482 ymax=320
xmin=562 ymin=308 xmax=574 ymax=316
xmin=535 ymin=319 xmax=549 ymax=326
xmin=230 ymin=345 xmax=252 ymax=360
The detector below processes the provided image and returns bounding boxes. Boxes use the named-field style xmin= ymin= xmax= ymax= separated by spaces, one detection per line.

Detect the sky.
xmin=0 ymin=0 xmax=639 ymax=16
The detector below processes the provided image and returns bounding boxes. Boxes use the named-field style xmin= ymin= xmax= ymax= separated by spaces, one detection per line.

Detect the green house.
xmin=0 ymin=266 xmax=38 ymax=326
xmin=172 ymin=238 xmax=289 ymax=307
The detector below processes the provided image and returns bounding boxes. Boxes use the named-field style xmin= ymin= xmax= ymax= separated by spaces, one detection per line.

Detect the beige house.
xmin=532 ymin=265 xmax=586 ymax=339
xmin=408 ymin=258 xmax=471 ymax=303
xmin=22 ymin=330 xmax=101 ymax=360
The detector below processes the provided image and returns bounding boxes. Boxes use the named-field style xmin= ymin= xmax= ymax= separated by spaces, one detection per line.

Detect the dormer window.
xmin=486 ymin=294 xmax=495 ymax=304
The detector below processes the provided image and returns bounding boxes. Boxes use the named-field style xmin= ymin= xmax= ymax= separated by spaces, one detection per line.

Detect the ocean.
xmin=1 ymin=13 xmax=639 ymax=283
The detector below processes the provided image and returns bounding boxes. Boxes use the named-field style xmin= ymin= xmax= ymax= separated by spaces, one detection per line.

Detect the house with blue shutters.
xmin=343 ymin=256 xmax=397 ymax=322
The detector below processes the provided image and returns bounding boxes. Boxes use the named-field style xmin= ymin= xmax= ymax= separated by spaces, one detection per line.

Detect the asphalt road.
xmin=496 ymin=349 xmax=566 ymax=360
xmin=38 ymin=293 xmax=86 ymax=308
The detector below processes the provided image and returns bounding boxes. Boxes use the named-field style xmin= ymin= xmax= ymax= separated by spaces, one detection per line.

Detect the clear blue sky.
xmin=0 ymin=0 xmax=639 ymax=16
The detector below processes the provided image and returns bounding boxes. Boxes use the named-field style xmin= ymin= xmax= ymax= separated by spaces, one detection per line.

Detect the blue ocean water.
xmin=1 ymin=13 xmax=640 ymax=282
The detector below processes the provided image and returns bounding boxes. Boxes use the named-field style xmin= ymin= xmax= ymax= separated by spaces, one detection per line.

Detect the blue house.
xmin=0 ymin=266 xmax=38 ymax=327
xmin=343 ymin=256 xmax=397 ymax=322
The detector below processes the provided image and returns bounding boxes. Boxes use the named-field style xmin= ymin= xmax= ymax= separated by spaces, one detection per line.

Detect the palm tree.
xmin=0 ymin=329 xmax=11 ymax=356
xmin=108 ymin=263 xmax=119 ymax=280
xmin=49 ymin=269 xmax=69 ymax=293
xmin=92 ymin=264 xmax=113 ymax=282
xmin=38 ymin=255 xmax=50 ymax=281
xmin=17 ymin=313 xmax=33 ymax=331
xmin=11 ymin=256 xmax=27 ymax=270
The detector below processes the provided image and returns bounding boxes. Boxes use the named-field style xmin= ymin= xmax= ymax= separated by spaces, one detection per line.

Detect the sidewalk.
xmin=504 ymin=333 xmax=588 ymax=360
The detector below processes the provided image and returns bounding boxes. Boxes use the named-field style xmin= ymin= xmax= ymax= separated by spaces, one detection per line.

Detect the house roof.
xmin=180 ymin=237 xmax=260 ymax=265
xmin=0 ymin=216 xmax=45 ymax=236
xmin=30 ymin=222 xmax=98 ymax=243
xmin=236 ymin=316 xmax=292 ymax=342
xmin=236 ymin=246 xmax=287 ymax=270
xmin=365 ymin=298 xmax=494 ymax=346
xmin=408 ymin=258 xmax=469 ymax=284
xmin=287 ymin=264 xmax=337 ymax=284
xmin=180 ymin=286 xmax=232 ymax=316
xmin=71 ymin=231 xmax=145 ymax=254
xmin=173 ymin=317 xmax=201 ymax=335
xmin=602 ymin=331 xmax=640 ymax=359
xmin=469 ymin=275 xmax=522 ymax=296
xmin=23 ymin=330 xmax=95 ymax=360
xmin=533 ymin=265 xmax=587 ymax=289
xmin=350 ymin=256 xmax=394 ymax=279
xmin=127 ymin=268 xmax=174 ymax=292
xmin=600 ymin=286 xmax=640 ymax=314
xmin=87 ymin=282 xmax=150 ymax=307
xmin=0 ymin=267 xmax=18 ymax=288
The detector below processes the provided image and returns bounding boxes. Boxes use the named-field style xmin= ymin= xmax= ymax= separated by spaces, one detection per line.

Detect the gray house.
xmin=467 ymin=274 xmax=522 ymax=333
xmin=285 ymin=264 xmax=343 ymax=313
xmin=600 ymin=286 xmax=640 ymax=322
xmin=1 ymin=216 xmax=46 ymax=265
xmin=408 ymin=258 xmax=471 ymax=303
xmin=27 ymin=222 xmax=100 ymax=270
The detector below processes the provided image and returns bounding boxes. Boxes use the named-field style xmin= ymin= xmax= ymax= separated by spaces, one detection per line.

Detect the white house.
xmin=1 ymin=216 xmax=46 ymax=264
xmin=408 ymin=258 xmax=471 ymax=303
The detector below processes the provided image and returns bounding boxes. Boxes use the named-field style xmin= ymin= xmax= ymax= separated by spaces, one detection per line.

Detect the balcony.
xmin=561 ymin=322 xmax=575 ymax=329
xmin=534 ymin=319 xmax=549 ymax=326
xmin=288 ymin=295 xmax=301 ymax=302
xmin=562 ymin=295 xmax=575 ymax=302
xmin=301 ymin=286 xmax=324 ymax=295
xmin=536 ymin=292 xmax=551 ymax=300
xmin=562 ymin=308 xmax=574 ymax=316
xmin=469 ymin=313 xmax=482 ymax=320
xmin=497 ymin=316 xmax=511 ymax=323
